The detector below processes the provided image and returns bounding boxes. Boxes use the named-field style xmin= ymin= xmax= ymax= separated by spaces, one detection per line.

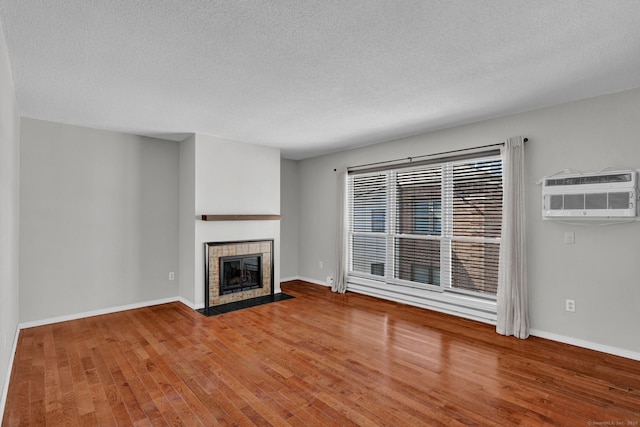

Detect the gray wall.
xmin=298 ymin=158 xmax=340 ymax=283
xmin=178 ymin=135 xmax=196 ymax=304
xmin=280 ymin=159 xmax=299 ymax=280
xmin=0 ymin=20 xmax=20 ymax=412
xmin=295 ymin=87 xmax=640 ymax=355
xmin=19 ymin=119 xmax=180 ymax=322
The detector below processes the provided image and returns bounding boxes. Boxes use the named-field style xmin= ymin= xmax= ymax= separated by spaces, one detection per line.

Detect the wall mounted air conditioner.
xmin=542 ymin=170 xmax=638 ymax=220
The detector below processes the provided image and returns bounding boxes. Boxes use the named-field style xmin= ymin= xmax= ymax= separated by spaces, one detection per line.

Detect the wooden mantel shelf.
xmin=199 ymin=214 xmax=282 ymax=221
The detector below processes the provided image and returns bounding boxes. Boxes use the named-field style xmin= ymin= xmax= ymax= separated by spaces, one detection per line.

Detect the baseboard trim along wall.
xmin=0 ymin=325 xmax=20 ymax=427
xmin=18 ymin=297 xmax=182 ymax=330
xmin=529 ymin=329 xmax=640 ymax=362
xmin=286 ymin=276 xmax=331 ymax=287
xmin=177 ymin=296 xmax=199 ymax=310
xmin=18 ymin=285 xmax=294 ymax=331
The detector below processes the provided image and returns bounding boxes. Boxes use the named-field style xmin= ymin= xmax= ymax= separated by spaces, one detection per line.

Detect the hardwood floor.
xmin=3 ymin=280 xmax=640 ymax=426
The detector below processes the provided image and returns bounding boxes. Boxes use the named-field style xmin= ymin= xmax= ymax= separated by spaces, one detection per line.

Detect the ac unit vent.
xmin=545 ymin=173 xmax=633 ymax=186
xmin=542 ymin=170 xmax=638 ymax=220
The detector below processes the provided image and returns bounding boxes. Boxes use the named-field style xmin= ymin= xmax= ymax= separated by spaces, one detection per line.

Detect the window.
xmin=348 ymin=154 xmax=502 ymax=297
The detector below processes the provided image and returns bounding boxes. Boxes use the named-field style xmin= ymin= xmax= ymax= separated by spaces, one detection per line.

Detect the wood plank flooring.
xmin=3 ymin=280 xmax=640 ymax=426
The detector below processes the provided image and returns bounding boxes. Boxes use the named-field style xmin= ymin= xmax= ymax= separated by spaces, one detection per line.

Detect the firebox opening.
xmin=220 ymin=254 xmax=262 ymax=295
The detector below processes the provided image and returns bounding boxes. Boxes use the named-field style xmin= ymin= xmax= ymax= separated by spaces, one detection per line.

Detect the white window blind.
xmin=349 ymin=173 xmax=388 ymax=277
xmin=348 ymin=154 xmax=502 ymax=297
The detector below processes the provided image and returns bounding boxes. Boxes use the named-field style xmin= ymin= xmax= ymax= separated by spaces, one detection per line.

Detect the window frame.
xmin=347 ymin=154 xmax=502 ymax=300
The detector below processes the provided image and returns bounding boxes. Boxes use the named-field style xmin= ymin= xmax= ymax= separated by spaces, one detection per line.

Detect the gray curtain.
xmin=332 ymin=169 xmax=348 ymax=293
xmin=496 ymin=136 xmax=529 ymax=338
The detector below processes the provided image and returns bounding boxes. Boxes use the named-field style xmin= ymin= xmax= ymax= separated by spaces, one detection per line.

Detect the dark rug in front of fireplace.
xmin=197 ymin=293 xmax=295 ymax=317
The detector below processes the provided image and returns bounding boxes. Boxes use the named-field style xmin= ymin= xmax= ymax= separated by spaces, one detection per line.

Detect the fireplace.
xmin=204 ymin=239 xmax=273 ymax=308
xmin=220 ymin=254 xmax=262 ymax=294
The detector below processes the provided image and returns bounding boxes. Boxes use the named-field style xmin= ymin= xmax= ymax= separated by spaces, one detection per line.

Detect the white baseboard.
xmin=0 ymin=324 xmax=20 ymax=426
xmin=176 ymin=296 xmax=198 ymax=310
xmin=281 ymin=275 xmax=330 ymax=287
xmin=529 ymin=329 xmax=640 ymax=361
xmin=18 ymin=296 xmax=181 ymax=330
xmin=296 ymin=276 xmax=331 ymax=287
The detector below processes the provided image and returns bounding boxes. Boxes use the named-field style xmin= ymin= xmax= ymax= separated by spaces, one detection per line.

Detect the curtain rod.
xmin=335 ymin=137 xmax=527 ymax=172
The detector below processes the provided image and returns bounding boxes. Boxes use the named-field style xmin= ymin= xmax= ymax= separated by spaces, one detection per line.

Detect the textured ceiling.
xmin=1 ymin=1 xmax=640 ymax=159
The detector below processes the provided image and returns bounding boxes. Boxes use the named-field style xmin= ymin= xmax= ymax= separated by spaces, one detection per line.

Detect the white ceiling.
xmin=1 ymin=1 xmax=640 ymax=159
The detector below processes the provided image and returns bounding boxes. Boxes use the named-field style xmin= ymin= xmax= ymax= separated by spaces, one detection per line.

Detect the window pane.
xmin=352 ymin=174 xmax=387 ymax=233
xmin=396 ymin=167 xmax=441 ymax=235
xmin=453 ymin=160 xmax=502 ymax=238
xmin=371 ymin=209 xmax=385 ymax=232
xmin=410 ymin=264 xmax=440 ymax=285
xmin=395 ymin=237 xmax=440 ymax=285
xmin=432 ymin=266 xmax=440 ymax=285
xmin=351 ymin=235 xmax=386 ymax=277
xmin=451 ymin=240 xmax=499 ymax=294
xmin=413 ymin=200 xmax=442 ymax=234
xmin=411 ymin=264 xmax=430 ymax=284
xmin=370 ymin=263 xmax=385 ymax=276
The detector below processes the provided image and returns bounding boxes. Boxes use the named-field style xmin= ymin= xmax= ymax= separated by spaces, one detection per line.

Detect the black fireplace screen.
xmin=220 ymin=254 xmax=262 ymax=294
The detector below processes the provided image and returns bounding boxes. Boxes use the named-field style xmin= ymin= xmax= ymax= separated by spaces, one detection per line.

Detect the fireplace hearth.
xmin=204 ymin=239 xmax=273 ymax=308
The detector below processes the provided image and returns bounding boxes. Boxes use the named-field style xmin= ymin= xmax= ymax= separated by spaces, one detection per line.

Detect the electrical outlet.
xmin=327 ymin=276 xmax=334 ymax=286
xmin=564 ymin=232 xmax=575 ymax=244
xmin=565 ymin=299 xmax=576 ymax=312
xmin=319 ymin=261 xmax=323 ymax=269
xmin=169 ymin=272 xmax=175 ymax=281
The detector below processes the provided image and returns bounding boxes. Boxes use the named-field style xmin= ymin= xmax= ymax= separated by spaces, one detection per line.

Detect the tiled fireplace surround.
xmin=205 ymin=239 xmax=274 ymax=308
